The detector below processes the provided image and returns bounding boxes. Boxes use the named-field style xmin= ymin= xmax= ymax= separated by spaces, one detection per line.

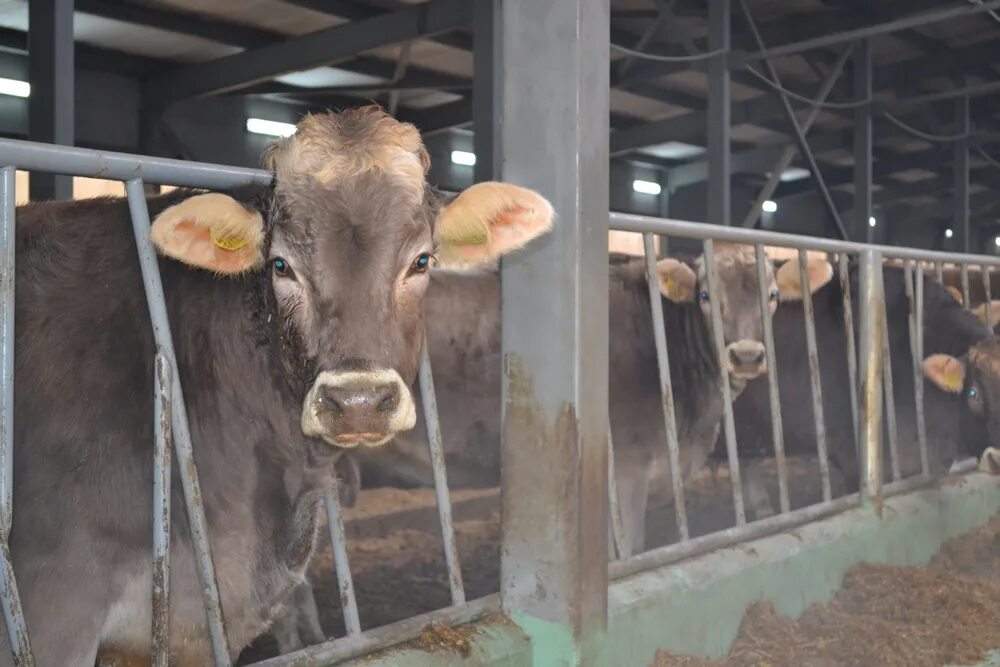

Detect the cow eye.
xmin=968 ymin=387 xmax=979 ymax=399
xmin=699 ymin=291 xmax=710 ymax=303
xmin=410 ymin=253 xmax=434 ymax=274
xmin=272 ymin=257 xmax=292 ymax=278
xmin=769 ymin=288 xmax=780 ymax=301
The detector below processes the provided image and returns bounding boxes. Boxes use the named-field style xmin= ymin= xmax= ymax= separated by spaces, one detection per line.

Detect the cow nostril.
xmin=377 ymin=391 xmax=397 ymax=413
xmin=751 ymin=348 xmax=765 ymax=365
xmin=319 ymin=386 xmax=343 ymax=414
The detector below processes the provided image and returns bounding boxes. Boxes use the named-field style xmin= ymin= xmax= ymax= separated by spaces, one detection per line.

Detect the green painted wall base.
xmin=354 ymin=473 xmax=999 ymax=666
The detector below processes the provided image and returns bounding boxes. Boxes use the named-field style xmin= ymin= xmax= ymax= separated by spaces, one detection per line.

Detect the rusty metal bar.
xmin=881 ymin=280 xmax=901 ymax=483
xmin=916 ymin=263 xmax=929 ymax=477
xmin=703 ymin=239 xmax=746 ymax=525
xmin=323 ymin=481 xmax=361 ymax=636
xmin=416 ymin=339 xmax=466 ymax=605
xmin=124 ymin=178 xmax=231 ymax=665
xmin=839 ymin=254 xmax=860 ymax=460
xmin=152 ymin=352 xmax=173 ymax=667
xmin=904 ymin=262 xmax=927 ymax=480
xmin=642 ymin=232 xmax=689 ymax=540
xmin=983 ymin=264 xmax=993 ymax=331
xmin=961 ymin=263 xmax=971 ymax=308
xmin=798 ymin=249 xmax=831 ymax=502
xmin=858 ymin=249 xmax=885 ymax=513
xmin=756 ymin=245 xmax=788 ymax=514
xmin=606 ymin=426 xmax=626 ymax=560
xmin=935 ymin=261 xmax=944 ymax=285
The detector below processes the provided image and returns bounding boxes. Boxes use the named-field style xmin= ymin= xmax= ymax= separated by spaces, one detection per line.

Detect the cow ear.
xmin=775 ymin=259 xmax=834 ymax=301
xmin=656 ymin=259 xmax=697 ymax=303
xmin=922 ymin=354 xmax=966 ymax=394
xmin=435 ymin=182 xmax=554 ymax=267
xmin=946 ymin=285 xmax=964 ymax=305
xmin=151 ymin=193 xmax=265 ymax=275
xmin=972 ymin=301 xmax=1000 ymax=329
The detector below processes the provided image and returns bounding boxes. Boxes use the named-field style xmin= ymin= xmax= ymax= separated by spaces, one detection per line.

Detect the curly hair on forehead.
xmin=262 ymin=106 xmax=430 ymax=203
xmin=694 ymin=242 xmax=762 ymax=276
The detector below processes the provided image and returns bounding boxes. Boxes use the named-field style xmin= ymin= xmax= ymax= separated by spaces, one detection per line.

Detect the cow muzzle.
xmin=727 ymin=340 xmax=767 ymax=379
xmin=301 ymin=369 xmax=416 ymax=448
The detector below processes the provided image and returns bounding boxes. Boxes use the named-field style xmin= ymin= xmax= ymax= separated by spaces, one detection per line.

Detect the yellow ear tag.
xmin=941 ymin=361 xmax=964 ymax=392
xmin=210 ymin=227 xmax=249 ymax=252
xmin=442 ymin=227 xmax=489 ymax=247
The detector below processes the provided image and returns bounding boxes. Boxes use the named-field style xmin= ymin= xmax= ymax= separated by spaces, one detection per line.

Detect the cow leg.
xmin=271 ymin=598 xmax=306 ymax=655
xmin=294 ymin=581 xmax=326 ymax=647
xmin=741 ymin=460 xmax=775 ymax=520
xmin=614 ymin=451 xmax=652 ymax=558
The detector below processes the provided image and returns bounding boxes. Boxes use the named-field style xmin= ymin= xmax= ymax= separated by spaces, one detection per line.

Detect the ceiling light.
xmin=779 ymin=167 xmax=810 ymax=182
xmin=0 ymin=77 xmax=29 ymax=98
xmin=869 ymin=216 xmax=877 ymax=228
xmin=450 ymin=150 xmax=476 ymax=166
xmin=632 ymin=179 xmax=662 ymax=195
xmin=246 ymin=118 xmax=296 ymax=138
xmin=762 ymin=200 xmax=778 ymax=213
xmin=945 ymin=228 xmax=954 ymax=239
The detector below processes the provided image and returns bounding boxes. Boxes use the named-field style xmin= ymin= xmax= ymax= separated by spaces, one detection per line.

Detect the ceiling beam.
xmin=146 ymin=0 xmax=472 ymax=104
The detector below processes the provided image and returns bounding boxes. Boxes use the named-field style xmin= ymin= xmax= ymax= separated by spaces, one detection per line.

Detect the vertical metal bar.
xmin=736 ymin=0 xmax=846 ymax=239
xmin=642 ymin=233 xmax=689 ymax=540
xmin=417 ymin=340 xmax=466 ymax=605
xmin=858 ymin=249 xmax=884 ymax=513
xmin=755 ymin=245 xmax=788 ymax=514
xmin=798 ymin=249 xmax=832 ymax=502
xmin=854 ymin=38 xmax=872 ymax=242
xmin=708 ymin=0 xmax=731 ymax=226
xmin=473 ymin=0 xmax=501 ymax=183
xmin=934 ymin=261 xmax=944 ymax=285
xmin=839 ymin=253 xmax=860 ymax=459
xmin=881 ymin=278 xmax=901 ymax=483
xmin=916 ymin=263 xmax=929 ymax=477
xmin=982 ymin=264 xmax=992 ymax=331
xmin=0 ymin=166 xmax=32 ymax=667
xmin=0 ymin=167 xmax=14 ymax=536
xmin=703 ymin=239 xmax=745 ymax=525
xmin=955 ymin=94 xmax=971 ymax=254
xmin=961 ymin=263 xmax=971 ymax=310
xmin=27 ymin=0 xmax=74 ymax=201
xmin=124 ymin=179 xmax=231 ymax=666
xmin=499 ymin=0 xmax=609 ymax=645
xmin=606 ymin=426 xmax=626 ymax=561
xmin=323 ymin=482 xmax=361 ymax=636
xmin=904 ymin=262 xmax=927 ymax=480
xmin=152 ymin=352 xmax=172 ymax=667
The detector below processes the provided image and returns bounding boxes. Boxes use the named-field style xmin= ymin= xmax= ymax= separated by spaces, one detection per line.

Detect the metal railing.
xmin=605 ymin=212 xmax=995 ymax=578
xmin=0 ymin=138 xmax=474 ymax=666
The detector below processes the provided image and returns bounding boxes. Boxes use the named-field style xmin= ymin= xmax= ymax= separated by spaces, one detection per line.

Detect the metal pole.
xmin=124 ymin=179 xmax=231 ymax=665
xmin=606 ymin=426 xmax=626 ymax=560
xmin=755 ymin=245 xmax=788 ymax=514
xmin=27 ymin=0 xmax=74 ymax=201
xmin=839 ymin=254 xmax=860 ymax=460
xmin=323 ymin=482 xmax=361 ymax=636
xmin=854 ymin=39 xmax=872 ymax=243
xmin=858 ymin=249 xmax=884 ymax=514
xmin=741 ymin=44 xmax=853 ymax=229
xmin=499 ymin=0 xmax=609 ymax=652
xmin=736 ymin=0 xmax=846 ymax=239
xmin=473 ymin=0 xmax=501 ymax=183
xmin=152 ymin=352 xmax=172 ymax=667
xmin=983 ymin=265 xmax=993 ymax=330
xmin=961 ymin=263 xmax=971 ymax=309
xmin=799 ymin=250 xmax=831 ymax=502
xmin=708 ymin=0 xmax=731 ymax=226
xmin=881 ymin=278 xmax=900 ymax=482
xmin=915 ymin=264 xmax=930 ymax=477
xmin=955 ymin=95 xmax=971 ymax=254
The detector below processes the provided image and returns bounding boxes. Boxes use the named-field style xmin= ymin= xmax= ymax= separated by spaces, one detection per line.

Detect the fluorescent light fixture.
xmin=450 ymin=150 xmax=476 ymax=166
xmin=869 ymin=216 xmax=877 ymax=228
xmin=762 ymin=200 xmax=778 ymax=213
xmin=945 ymin=228 xmax=954 ymax=239
xmin=0 ymin=77 xmax=29 ymax=98
xmin=994 ymin=236 xmax=1000 ymax=248
xmin=632 ymin=179 xmax=662 ymax=196
xmin=779 ymin=167 xmax=810 ymax=182
xmin=246 ymin=118 xmax=296 ymax=138
xmin=640 ymin=141 xmax=705 ymax=160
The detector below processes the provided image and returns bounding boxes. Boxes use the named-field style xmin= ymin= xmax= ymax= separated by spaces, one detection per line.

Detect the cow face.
xmin=923 ymin=338 xmax=1000 ymax=460
xmin=151 ymin=107 xmax=553 ymax=449
xmin=657 ymin=247 xmax=834 ymax=380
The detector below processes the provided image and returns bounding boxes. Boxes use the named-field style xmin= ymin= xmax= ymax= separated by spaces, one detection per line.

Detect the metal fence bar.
xmin=858 ymin=249 xmax=885 ymax=513
xmin=416 ymin=340 xmax=466 ymax=605
xmin=609 ymin=213 xmax=1000 ymax=266
xmin=916 ymin=264 xmax=929 ymax=477
xmin=124 ymin=178 xmax=231 ymax=665
xmin=152 ymin=352 xmax=173 ymax=667
xmin=881 ymin=284 xmax=901 ymax=483
xmin=983 ymin=264 xmax=993 ymax=330
xmin=0 ymin=138 xmax=270 ymax=190
xmin=642 ymin=233 xmax=689 ymax=539
xmin=961 ymin=263 xmax=971 ymax=308
xmin=839 ymin=254 xmax=860 ymax=460
xmin=798 ymin=249 xmax=832 ymax=502
xmin=323 ymin=482 xmax=361 ymax=636
xmin=755 ymin=245 xmax=788 ymax=514
xmin=934 ymin=261 xmax=944 ymax=285
xmin=0 ymin=165 xmax=32 ymax=667
xmin=606 ymin=426 xmax=626 ymax=560
xmin=903 ymin=262 xmax=927 ymax=480
xmin=702 ymin=239 xmax=746 ymax=526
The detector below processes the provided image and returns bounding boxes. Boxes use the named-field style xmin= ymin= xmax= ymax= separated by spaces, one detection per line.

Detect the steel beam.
xmin=147 ymin=0 xmax=473 ymax=104
xmin=707 ymin=0 xmax=731 ymax=226
xmin=500 ymin=0 xmax=608 ymax=655
xmin=473 ymin=0 xmax=501 ymax=182
xmin=955 ymin=94 xmax=971 ymax=253
xmin=28 ymin=0 xmax=74 ymax=201
xmin=853 ymin=39 xmax=872 ymax=242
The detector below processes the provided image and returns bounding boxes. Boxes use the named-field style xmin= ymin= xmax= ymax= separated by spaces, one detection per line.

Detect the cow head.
xmin=922 ymin=338 xmax=1000 ymax=460
xmin=150 ymin=107 xmax=553 ymax=449
xmin=656 ymin=247 xmax=834 ymax=380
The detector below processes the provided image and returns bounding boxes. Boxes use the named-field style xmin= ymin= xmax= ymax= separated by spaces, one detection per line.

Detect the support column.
xmin=500 ymin=0 xmax=609 ymax=662
xmin=28 ymin=0 xmax=74 ymax=201
xmin=954 ymin=94 xmax=971 ymax=254
xmin=853 ymin=38 xmax=872 ymax=242
xmin=473 ymin=0 xmax=501 ymax=183
xmin=707 ymin=0 xmax=731 ymax=225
